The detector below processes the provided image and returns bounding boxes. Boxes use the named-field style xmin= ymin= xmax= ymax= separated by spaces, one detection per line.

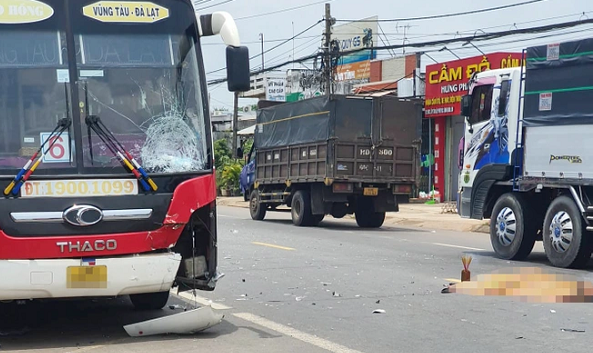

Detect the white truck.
xmin=458 ymin=36 xmax=593 ymax=269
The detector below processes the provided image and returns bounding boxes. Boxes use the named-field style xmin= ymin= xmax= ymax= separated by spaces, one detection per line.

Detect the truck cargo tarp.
xmin=255 ymin=96 xmax=331 ymax=149
xmin=524 ymin=37 xmax=593 ymax=126
xmin=254 ymin=95 xmax=418 ymax=149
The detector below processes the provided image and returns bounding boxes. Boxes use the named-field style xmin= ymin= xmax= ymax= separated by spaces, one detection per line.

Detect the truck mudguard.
xmin=470 ymin=164 xmax=513 ymax=219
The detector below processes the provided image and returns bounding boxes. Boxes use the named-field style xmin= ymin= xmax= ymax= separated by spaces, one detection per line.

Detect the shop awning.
xmin=355 ymin=90 xmax=397 ymax=97
xmin=353 ymin=79 xmax=399 ymax=95
xmin=238 ymin=125 xmax=255 ymax=136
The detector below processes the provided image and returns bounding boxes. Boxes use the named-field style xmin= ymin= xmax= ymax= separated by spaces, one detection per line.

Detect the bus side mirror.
xmin=461 ymin=95 xmax=472 ymax=117
xmin=226 ymin=46 xmax=250 ymax=92
xmin=237 ymin=147 xmax=244 ymax=159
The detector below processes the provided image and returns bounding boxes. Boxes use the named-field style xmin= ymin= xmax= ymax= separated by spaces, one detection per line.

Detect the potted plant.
xmin=221 ymin=160 xmax=243 ymax=196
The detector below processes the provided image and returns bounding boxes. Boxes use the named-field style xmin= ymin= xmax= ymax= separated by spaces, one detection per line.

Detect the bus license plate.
xmin=363 ymin=187 xmax=379 ymax=196
xmin=21 ymin=179 xmax=139 ymax=198
xmin=67 ymin=265 xmax=107 ymax=289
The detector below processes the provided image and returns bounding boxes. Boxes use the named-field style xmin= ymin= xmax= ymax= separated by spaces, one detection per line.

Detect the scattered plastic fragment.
xmin=124 ymin=306 xmax=224 ymax=337
xmin=561 ymin=328 xmax=585 ymax=333
xmin=373 ymin=309 xmax=386 ymax=314
xmin=332 ymin=291 xmax=341 ymax=297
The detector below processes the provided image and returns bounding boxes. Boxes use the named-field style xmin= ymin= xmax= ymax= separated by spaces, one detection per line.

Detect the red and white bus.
xmin=0 ymin=0 xmax=249 ymax=309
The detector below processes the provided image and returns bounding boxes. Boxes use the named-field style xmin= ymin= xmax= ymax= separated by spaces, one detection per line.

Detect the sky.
xmin=194 ymin=0 xmax=593 ymax=110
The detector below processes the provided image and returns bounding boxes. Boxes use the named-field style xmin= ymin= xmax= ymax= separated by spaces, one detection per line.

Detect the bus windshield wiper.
xmin=85 ymin=115 xmax=157 ymax=192
xmin=5 ymin=118 xmax=72 ymax=196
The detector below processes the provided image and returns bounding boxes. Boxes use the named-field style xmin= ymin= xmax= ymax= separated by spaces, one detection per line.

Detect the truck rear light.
xmin=333 ymin=183 xmax=353 ymax=193
xmin=393 ymin=184 xmax=412 ymax=194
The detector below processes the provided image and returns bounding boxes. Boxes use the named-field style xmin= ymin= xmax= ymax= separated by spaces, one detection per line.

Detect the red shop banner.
xmin=424 ymin=52 xmax=524 ymax=118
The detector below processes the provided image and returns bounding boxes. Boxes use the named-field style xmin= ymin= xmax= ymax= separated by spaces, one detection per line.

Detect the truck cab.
xmin=458 ymin=66 xmax=523 ymax=220
xmin=239 ymin=140 xmax=256 ymax=201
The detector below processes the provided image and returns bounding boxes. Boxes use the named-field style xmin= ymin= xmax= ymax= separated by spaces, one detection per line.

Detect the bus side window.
xmin=469 ymin=84 xmax=494 ymax=125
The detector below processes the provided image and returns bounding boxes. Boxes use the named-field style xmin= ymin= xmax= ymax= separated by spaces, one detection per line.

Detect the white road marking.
xmin=172 ymin=292 xmax=365 ymax=353
xmin=171 ymin=290 xmax=233 ymax=310
xmin=431 ymin=242 xmax=486 ymax=251
xmin=218 ymin=214 xmax=242 ymax=219
xmin=233 ymin=312 xmax=365 ymax=353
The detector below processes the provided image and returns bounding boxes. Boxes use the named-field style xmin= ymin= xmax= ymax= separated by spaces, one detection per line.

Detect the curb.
xmin=216 ymin=198 xmax=490 ymax=234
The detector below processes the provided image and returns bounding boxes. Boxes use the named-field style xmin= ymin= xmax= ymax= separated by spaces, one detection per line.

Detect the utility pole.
xmin=232 ymin=91 xmax=239 ymax=158
xmin=324 ymin=3 xmax=332 ymax=96
xmin=259 ymin=33 xmax=265 ymax=71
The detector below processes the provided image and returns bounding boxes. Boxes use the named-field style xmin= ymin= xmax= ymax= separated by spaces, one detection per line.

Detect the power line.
xmin=206 ymin=20 xmax=323 ymax=75
xmin=424 ymin=26 xmax=593 ymax=55
xmin=344 ymin=17 xmax=593 ymax=55
xmin=264 ymin=37 xmax=321 ymax=67
xmin=202 ymin=35 xmax=319 ymax=46
xmin=373 ymin=10 xmax=593 ymax=43
xmin=235 ymin=0 xmax=329 ymax=21
xmin=207 ymin=17 xmax=593 ymax=86
xmin=208 ymin=52 xmax=321 ymax=85
xmin=335 ymin=0 xmax=545 ymax=22
xmin=194 ymin=0 xmax=234 ymax=11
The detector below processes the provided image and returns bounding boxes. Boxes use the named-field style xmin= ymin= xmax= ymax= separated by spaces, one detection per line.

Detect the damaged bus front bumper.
xmin=0 ymin=252 xmax=182 ymax=301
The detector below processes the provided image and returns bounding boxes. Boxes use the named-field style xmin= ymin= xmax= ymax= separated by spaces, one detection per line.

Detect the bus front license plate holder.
xmin=67 ymin=265 xmax=107 ymax=289
xmin=363 ymin=187 xmax=378 ymax=196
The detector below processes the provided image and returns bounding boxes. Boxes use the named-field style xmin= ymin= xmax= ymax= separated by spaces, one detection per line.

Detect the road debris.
xmin=124 ymin=306 xmax=224 ymax=337
xmin=332 ymin=291 xmax=341 ymax=297
xmin=561 ymin=328 xmax=585 ymax=333
xmin=373 ymin=309 xmax=386 ymax=314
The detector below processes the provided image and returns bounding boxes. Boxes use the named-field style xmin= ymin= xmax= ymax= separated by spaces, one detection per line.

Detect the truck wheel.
xmin=129 ymin=291 xmax=170 ymax=310
xmin=490 ymin=193 xmax=537 ymax=260
xmin=291 ymin=190 xmax=315 ymax=226
xmin=311 ymin=214 xmax=325 ymax=226
xmin=355 ymin=210 xmax=385 ymax=228
xmin=355 ymin=198 xmax=385 ymax=228
xmin=542 ymin=195 xmax=592 ymax=269
xmin=250 ymin=190 xmax=266 ymax=220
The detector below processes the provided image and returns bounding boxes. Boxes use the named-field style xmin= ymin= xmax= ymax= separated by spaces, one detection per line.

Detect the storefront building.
xmin=424 ymin=52 xmax=524 ymax=202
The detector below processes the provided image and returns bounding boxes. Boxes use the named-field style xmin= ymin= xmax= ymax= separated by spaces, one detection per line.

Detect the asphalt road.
xmin=2 ymin=205 xmax=593 ymax=352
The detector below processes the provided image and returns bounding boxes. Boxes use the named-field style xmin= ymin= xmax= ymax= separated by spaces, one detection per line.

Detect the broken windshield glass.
xmin=72 ymin=8 xmax=208 ymax=175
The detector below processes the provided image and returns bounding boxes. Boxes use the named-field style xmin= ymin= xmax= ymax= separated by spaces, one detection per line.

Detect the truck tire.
xmin=129 ymin=291 xmax=169 ymax=310
xmin=250 ymin=190 xmax=266 ymax=220
xmin=490 ymin=193 xmax=537 ymax=261
xmin=311 ymin=214 xmax=325 ymax=226
xmin=291 ymin=190 xmax=315 ymax=226
xmin=355 ymin=210 xmax=386 ymax=228
xmin=355 ymin=198 xmax=385 ymax=228
xmin=542 ymin=195 xmax=592 ymax=269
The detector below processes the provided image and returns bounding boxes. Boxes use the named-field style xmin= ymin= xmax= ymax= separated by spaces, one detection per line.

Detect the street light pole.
xmin=259 ymin=33 xmax=264 ymax=71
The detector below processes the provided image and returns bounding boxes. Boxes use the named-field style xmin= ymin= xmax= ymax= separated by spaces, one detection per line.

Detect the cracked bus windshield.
xmin=73 ymin=4 xmax=208 ymax=174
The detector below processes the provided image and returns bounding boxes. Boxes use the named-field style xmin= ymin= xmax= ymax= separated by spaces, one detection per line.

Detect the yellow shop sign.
xmin=0 ymin=0 xmax=54 ymax=24
xmin=83 ymin=1 xmax=170 ymax=23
